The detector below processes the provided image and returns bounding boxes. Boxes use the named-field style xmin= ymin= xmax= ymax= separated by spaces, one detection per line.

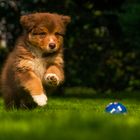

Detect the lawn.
xmin=0 ymin=88 xmax=140 ymax=140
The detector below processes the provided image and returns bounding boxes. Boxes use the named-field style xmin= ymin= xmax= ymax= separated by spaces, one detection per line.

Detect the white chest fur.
xmin=32 ymin=57 xmax=47 ymax=79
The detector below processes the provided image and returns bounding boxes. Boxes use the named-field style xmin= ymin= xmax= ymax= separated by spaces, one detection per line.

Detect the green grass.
xmin=0 ymin=89 xmax=140 ymax=140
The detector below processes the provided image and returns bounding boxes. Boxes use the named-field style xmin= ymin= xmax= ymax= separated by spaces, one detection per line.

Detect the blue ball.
xmin=105 ymin=102 xmax=127 ymax=114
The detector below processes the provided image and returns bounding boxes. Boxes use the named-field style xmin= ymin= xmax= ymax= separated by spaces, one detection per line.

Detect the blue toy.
xmin=105 ymin=102 xmax=127 ymax=114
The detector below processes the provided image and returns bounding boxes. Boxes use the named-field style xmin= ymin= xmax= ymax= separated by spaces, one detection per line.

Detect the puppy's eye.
xmin=32 ymin=32 xmax=38 ymax=35
xmin=38 ymin=32 xmax=47 ymax=36
xmin=32 ymin=32 xmax=47 ymax=36
xmin=55 ymin=32 xmax=64 ymax=37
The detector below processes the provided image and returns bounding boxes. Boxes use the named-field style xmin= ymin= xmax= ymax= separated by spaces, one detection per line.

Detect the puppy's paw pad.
xmin=45 ymin=73 xmax=59 ymax=86
xmin=32 ymin=94 xmax=47 ymax=106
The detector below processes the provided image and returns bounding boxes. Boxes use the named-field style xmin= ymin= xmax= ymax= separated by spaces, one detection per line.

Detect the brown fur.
xmin=1 ymin=12 xmax=71 ymax=109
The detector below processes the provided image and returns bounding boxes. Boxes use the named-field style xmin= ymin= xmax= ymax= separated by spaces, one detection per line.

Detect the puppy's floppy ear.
xmin=20 ymin=14 xmax=35 ymax=32
xmin=61 ymin=15 xmax=71 ymax=26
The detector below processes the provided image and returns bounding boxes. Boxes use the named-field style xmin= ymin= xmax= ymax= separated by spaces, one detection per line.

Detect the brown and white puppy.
xmin=1 ymin=12 xmax=71 ymax=109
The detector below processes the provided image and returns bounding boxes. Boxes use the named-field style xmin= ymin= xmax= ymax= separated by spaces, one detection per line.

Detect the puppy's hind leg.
xmin=3 ymin=89 xmax=19 ymax=110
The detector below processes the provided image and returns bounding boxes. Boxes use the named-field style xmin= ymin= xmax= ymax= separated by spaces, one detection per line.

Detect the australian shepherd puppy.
xmin=1 ymin=12 xmax=71 ymax=109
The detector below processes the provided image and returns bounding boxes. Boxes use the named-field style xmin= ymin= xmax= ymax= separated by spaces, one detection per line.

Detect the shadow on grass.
xmin=52 ymin=87 xmax=140 ymax=100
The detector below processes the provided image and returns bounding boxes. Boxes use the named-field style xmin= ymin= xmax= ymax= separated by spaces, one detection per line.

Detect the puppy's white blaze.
xmin=32 ymin=94 xmax=47 ymax=106
xmin=49 ymin=38 xmax=55 ymax=43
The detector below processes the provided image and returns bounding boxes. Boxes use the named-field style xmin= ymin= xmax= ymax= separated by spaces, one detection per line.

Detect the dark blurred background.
xmin=0 ymin=0 xmax=140 ymax=92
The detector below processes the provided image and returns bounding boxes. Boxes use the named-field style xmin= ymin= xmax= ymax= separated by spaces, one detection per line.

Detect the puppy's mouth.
xmin=47 ymin=47 xmax=58 ymax=53
xmin=42 ymin=51 xmax=56 ymax=57
xmin=41 ymin=44 xmax=59 ymax=57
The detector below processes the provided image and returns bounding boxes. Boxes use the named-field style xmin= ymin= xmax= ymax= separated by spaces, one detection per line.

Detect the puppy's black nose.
xmin=49 ymin=43 xmax=56 ymax=49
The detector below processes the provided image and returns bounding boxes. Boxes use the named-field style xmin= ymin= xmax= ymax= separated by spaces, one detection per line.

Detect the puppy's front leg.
xmin=44 ymin=65 xmax=64 ymax=87
xmin=17 ymin=71 xmax=47 ymax=106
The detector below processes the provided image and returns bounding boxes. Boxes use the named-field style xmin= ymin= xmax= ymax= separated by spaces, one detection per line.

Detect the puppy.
xmin=1 ymin=12 xmax=71 ymax=109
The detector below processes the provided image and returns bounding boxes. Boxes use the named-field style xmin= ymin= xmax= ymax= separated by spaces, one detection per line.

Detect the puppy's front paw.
xmin=32 ymin=94 xmax=47 ymax=106
xmin=45 ymin=73 xmax=59 ymax=86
